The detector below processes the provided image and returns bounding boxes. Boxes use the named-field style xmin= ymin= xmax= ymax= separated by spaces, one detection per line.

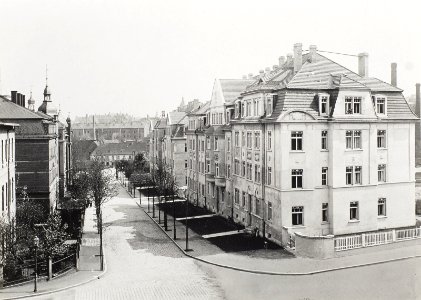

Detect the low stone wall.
xmin=295 ymin=232 xmax=335 ymax=259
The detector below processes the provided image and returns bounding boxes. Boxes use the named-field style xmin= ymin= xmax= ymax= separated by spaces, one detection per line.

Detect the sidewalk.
xmin=0 ymin=206 xmax=106 ymax=300
xmin=132 ymin=186 xmax=421 ymax=275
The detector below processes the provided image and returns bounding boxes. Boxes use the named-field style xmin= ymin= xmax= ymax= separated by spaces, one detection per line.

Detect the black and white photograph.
xmin=0 ymin=0 xmax=420 ymax=299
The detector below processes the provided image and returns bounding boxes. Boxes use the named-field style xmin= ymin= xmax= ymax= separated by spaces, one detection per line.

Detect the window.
xmin=235 ymin=132 xmax=239 ymax=147
xmin=268 ymin=202 xmax=273 ymax=220
xmin=267 ymin=98 xmax=273 ymax=115
xmin=206 ymin=160 xmax=210 ymax=173
xmin=185 ymin=143 xmax=187 ymax=152
xmin=267 ymin=131 xmax=272 ymax=150
xmin=345 ymin=96 xmax=362 ymax=114
xmin=376 ymin=97 xmax=386 ymax=114
xmin=378 ymin=164 xmax=386 ymax=182
xmin=321 ymin=131 xmax=328 ymax=150
xmin=247 ymin=101 xmax=251 ymax=116
xmin=346 ymin=130 xmax=362 ymax=149
xmin=350 ymin=202 xmax=359 ymax=220
xmin=206 ymin=136 xmax=210 ymax=149
xmin=377 ymin=130 xmax=386 ymax=148
xmin=247 ymin=132 xmax=252 ymax=149
xmin=319 ymin=95 xmax=329 ymax=115
xmin=291 ymin=169 xmax=303 ymax=188
xmin=246 ymin=163 xmax=252 ymax=180
xmin=255 ymin=198 xmax=260 ymax=215
xmin=322 ymin=203 xmax=328 ymax=222
xmin=226 ymin=164 xmax=231 ymax=178
xmin=291 ymin=131 xmax=303 ymax=151
xmin=322 ymin=167 xmax=328 ymax=186
xmin=215 ymin=163 xmax=219 ymax=177
xmin=241 ymin=102 xmax=245 ymax=117
xmin=242 ymin=192 xmax=246 ymax=207
xmin=255 ymin=165 xmax=261 ymax=183
xmin=346 ymin=166 xmax=353 ymax=185
xmin=214 ymin=137 xmax=218 ymax=151
xmin=267 ymin=167 xmax=272 ymax=185
xmin=355 ymin=166 xmax=362 ymax=184
xmin=234 ymin=159 xmax=240 ymax=175
xmin=242 ymin=161 xmax=246 ymax=177
xmin=378 ymin=198 xmax=386 ymax=216
xmin=185 ymin=160 xmax=188 ymax=169
xmin=242 ymin=132 xmax=246 ymax=147
xmin=292 ymin=206 xmax=304 ymax=226
xmin=234 ymin=189 xmax=240 ymax=204
xmin=254 ymin=132 xmax=260 ymax=149
xmin=227 ymin=137 xmax=231 ymax=151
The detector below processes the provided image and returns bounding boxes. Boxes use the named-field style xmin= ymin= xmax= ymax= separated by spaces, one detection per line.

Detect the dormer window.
xmin=266 ymin=98 xmax=273 ymax=116
xmin=319 ymin=94 xmax=329 ymax=116
xmin=375 ymin=96 xmax=387 ymax=115
xmin=241 ymin=102 xmax=245 ymax=117
xmin=345 ymin=96 xmax=362 ymax=114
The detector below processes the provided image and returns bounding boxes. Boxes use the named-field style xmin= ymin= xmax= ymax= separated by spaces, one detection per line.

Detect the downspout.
xmin=261 ymin=120 xmax=266 ymax=240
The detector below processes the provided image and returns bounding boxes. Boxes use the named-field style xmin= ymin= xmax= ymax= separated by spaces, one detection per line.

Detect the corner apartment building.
xmin=185 ymin=44 xmax=417 ymax=246
xmin=0 ymin=123 xmax=18 ymax=223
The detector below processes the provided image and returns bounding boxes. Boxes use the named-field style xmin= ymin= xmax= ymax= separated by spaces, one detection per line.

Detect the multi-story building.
xmin=0 ymin=122 xmax=17 ymax=223
xmin=162 ymin=111 xmax=189 ymax=187
xmin=229 ymin=44 xmax=417 ymax=242
xmin=0 ymin=83 xmax=70 ymax=214
xmin=149 ymin=112 xmax=167 ymax=171
xmin=184 ymin=44 xmax=417 ymax=249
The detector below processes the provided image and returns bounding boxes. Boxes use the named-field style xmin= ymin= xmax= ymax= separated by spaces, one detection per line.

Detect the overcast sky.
xmin=1 ymin=0 xmax=420 ymax=119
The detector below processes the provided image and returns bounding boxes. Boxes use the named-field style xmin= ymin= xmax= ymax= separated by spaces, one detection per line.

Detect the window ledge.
xmin=377 ymin=147 xmax=388 ymax=150
xmin=377 ymin=215 xmax=387 ymax=219
xmin=291 ymin=225 xmax=306 ymax=229
xmin=345 ymin=149 xmax=363 ymax=152
xmin=348 ymin=220 xmax=360 ymax=223
xmin=321 ymin=221 xmax=329 ymax=225
xmin=320 ymin=149 xmax=329 ymax=152
xmin=290 ymin=150 xmax=305 ymax=153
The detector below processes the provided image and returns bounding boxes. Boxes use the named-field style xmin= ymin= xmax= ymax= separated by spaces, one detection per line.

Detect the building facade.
xmin=91 ymin=141 xmax=148 ymax=166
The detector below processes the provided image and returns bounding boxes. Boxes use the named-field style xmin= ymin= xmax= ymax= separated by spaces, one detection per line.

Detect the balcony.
xmin=206 ymin=172 xmax=215 ymax=182
xmin=215 ymin=176 xmax=226 ymax=187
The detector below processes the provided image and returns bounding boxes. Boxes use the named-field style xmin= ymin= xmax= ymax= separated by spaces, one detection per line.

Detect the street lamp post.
xmin=185 ymin=192 xmax=189 ymax=251
xmin=33 ymin=236 xmax=39 ymax=293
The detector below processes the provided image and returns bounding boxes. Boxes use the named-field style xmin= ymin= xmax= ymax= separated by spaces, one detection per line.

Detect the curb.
xmin=135 ymin=200 xmax=421 ymax=276
xmin=2 ymin=241 xmax=108 ymax=299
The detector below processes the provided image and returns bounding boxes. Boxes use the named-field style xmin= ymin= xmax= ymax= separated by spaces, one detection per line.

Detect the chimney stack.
xmin=358 ymin=52 xmax=369 ymax=77
xmin=278 ymin=56 xmax=285 ymax=67
xmin=286 ymin=53 xmax=293 ymax=66
xmin=11 ymin=91 xmax=17 ymax=104
xmin=161 ymin=111 xmax=165 ymax=118
xmin=391 ymin=63 xmax=397 ymax=87
xmin=294 ymin=43 xmax=303 ymax=74
xmin=17 ymin=93 xmax=22 ymax=106
xmin=416 ymin=83 xmax=420 ymax=118
xmin=22 ymin=94 xmax=26 ymax=108
xmin=259 ymin=69 xmax=265 ymax=78
xmin=309 ymin=45 xmax=317 ymax=62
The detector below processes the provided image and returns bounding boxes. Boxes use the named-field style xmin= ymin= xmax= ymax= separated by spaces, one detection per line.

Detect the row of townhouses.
xmin=149 ymin=43 xmax=419 ymax=249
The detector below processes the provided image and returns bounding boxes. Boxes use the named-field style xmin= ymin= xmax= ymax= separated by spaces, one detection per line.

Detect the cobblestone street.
xmin=32 ymin=185 xmax=224 ymax=300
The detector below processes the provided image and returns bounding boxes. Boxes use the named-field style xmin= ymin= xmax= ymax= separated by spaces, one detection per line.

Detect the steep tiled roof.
xmin=168 ymin=111 xmax=186 ymax=125
xmin=0 ymin=96 xmax=44 ymax=119
xmin=189 ymin=101 xmax=210 ymax=116
xmin=219 ymin=79 xmax=254 ymax=102
xmin=287 ymin=54 xmax=402 ymax=92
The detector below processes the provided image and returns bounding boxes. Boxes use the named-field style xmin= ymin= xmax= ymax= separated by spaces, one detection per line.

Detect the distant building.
xmin=72 ymin=114 xmax=156 ymax=142
xmin=90 ymin=141 xmax=148 ymax=166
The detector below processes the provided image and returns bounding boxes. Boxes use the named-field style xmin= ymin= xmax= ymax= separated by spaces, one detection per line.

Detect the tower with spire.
xmin=28 ymin=91 xmax=35 ymax=111
xmin=38 ymin=66 xmax=58 ymax=117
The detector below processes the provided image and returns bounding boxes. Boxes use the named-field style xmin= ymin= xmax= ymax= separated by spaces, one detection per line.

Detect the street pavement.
xmin=27 ymin=184 xmax=224 ymax=300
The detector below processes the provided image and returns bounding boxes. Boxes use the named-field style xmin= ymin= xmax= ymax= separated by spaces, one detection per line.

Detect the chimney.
xmin=17 ymin=93 xmax=22 ymax=106
xmin=259 ymin=69 xmax=265 ymax=78
xmin=416 ymin=83 xmax=420 ymax=118
xmin=248 ymin=73 xmax=253 ymax=79
xmin=286 ymin=53 xmax=293 ymax=66
xmin=11 ymin=91 xmax=17 ymax=103
xmin=22 ymin=94 xmax=26 ymax=108
xmin=309 ymin=45 xmax=317 ymax=62
xmin=293 ymin=43 xmax=303 ymax=74
xmin=265 ymin=67 xmax=271 ymax=74
xmin=358 ymin=53 xmax=369 ymax=77
xmin=278 ymin=56 xmax=285 ymax=67
xmin=161 ymin=110 xmax=165 ymax=118
xmin=391 ymin=63 xmax=397 ymax=87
